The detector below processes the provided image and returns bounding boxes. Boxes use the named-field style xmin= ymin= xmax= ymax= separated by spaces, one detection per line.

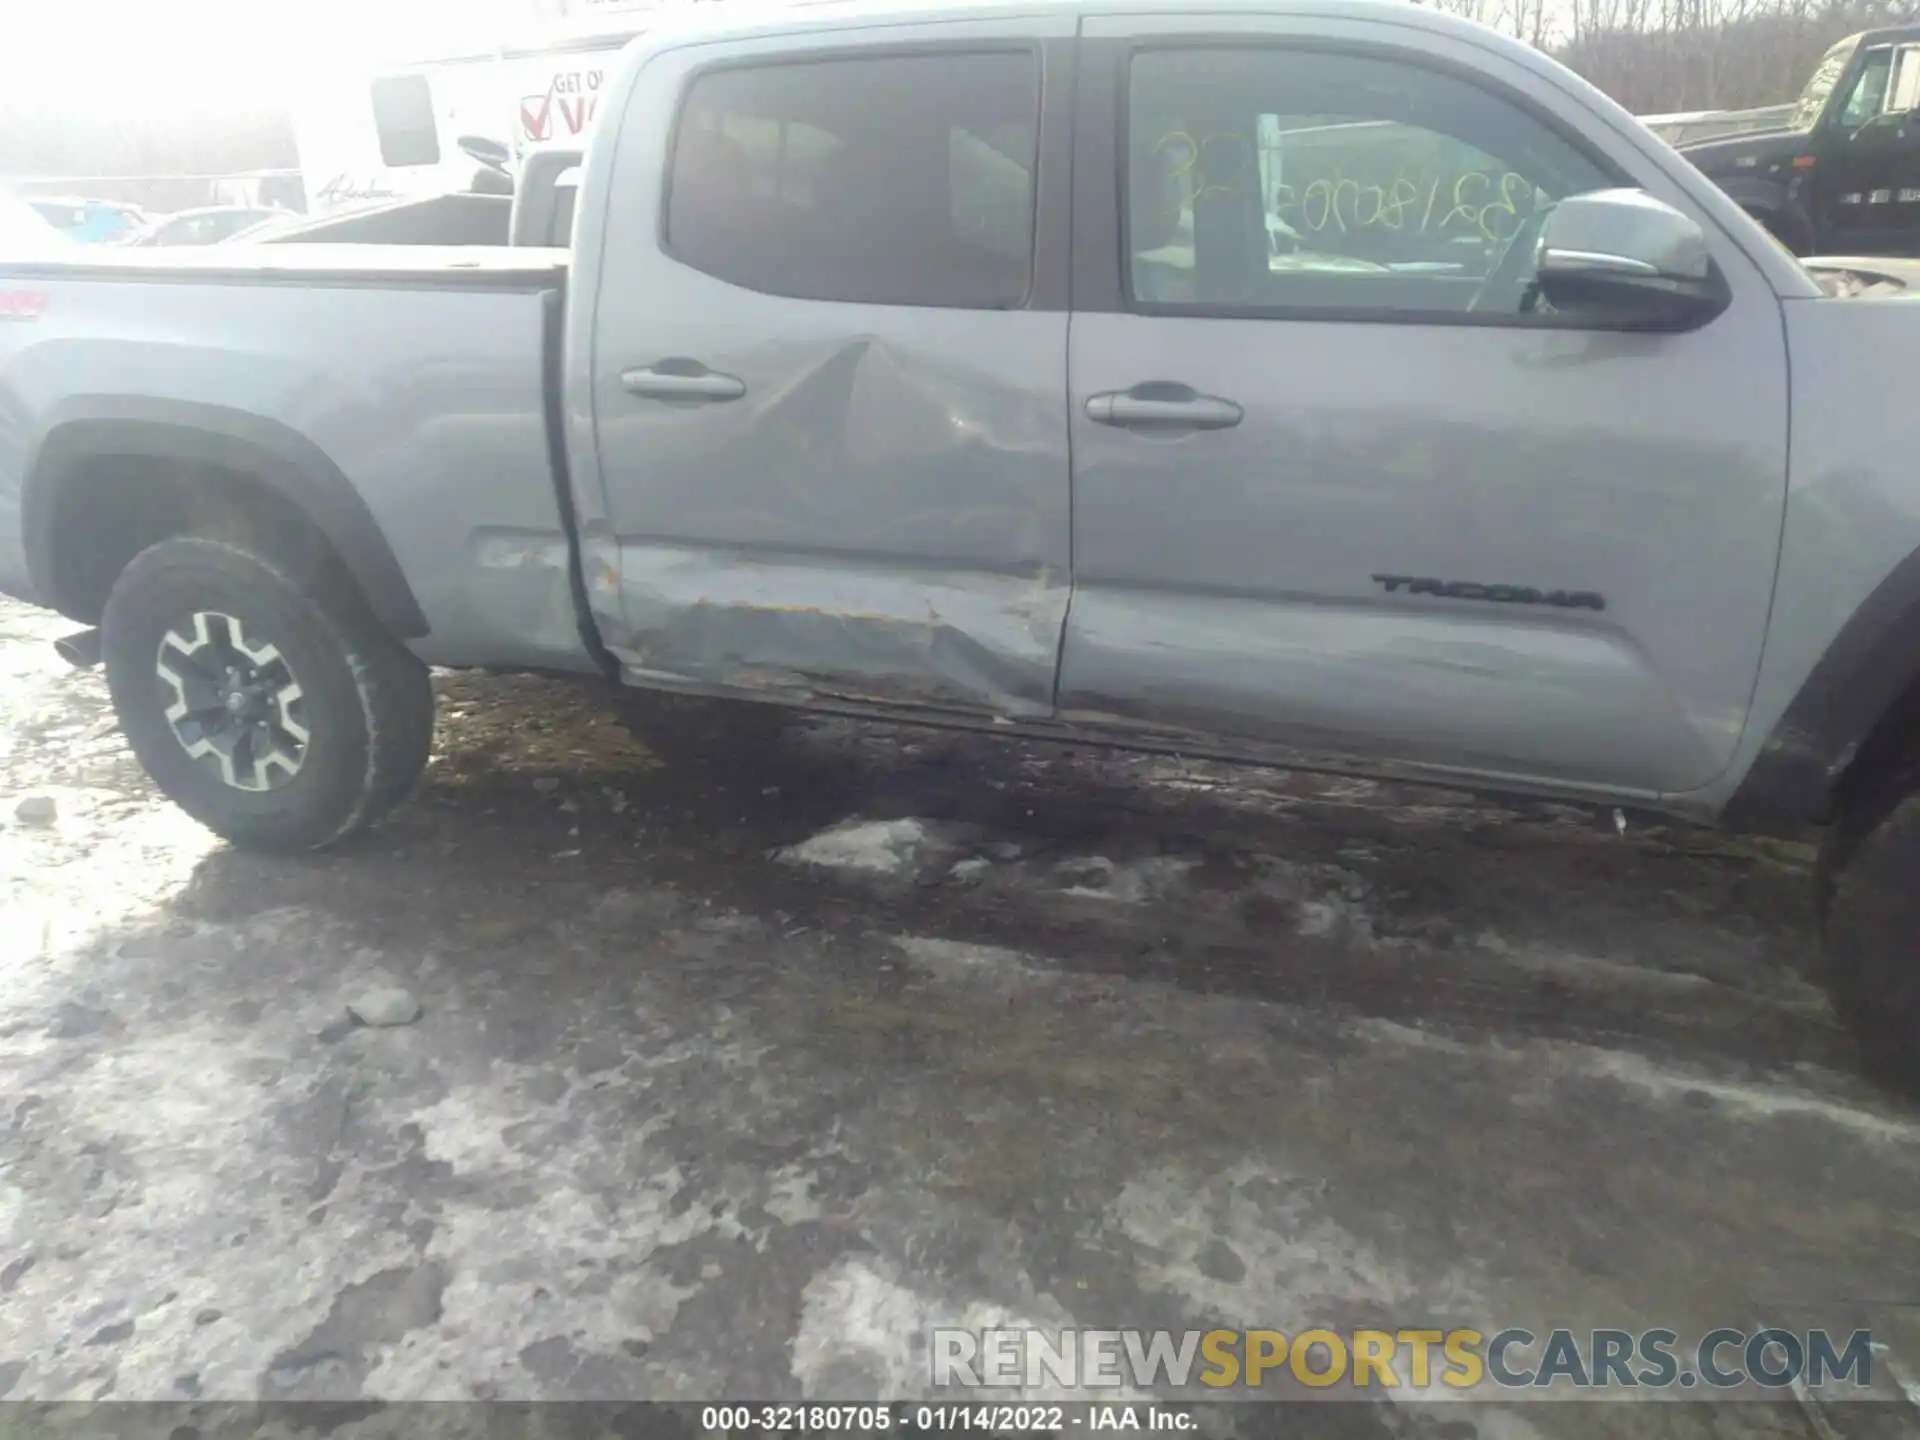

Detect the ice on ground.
xmin=1346 ymin=1016 xmax=1476 ymax=1055
xmin=1295 ymin=892 xmax=1377 ymax=942
xmin=895 ymin=936 xmax=1037 ymax=981
xmin=1243 ymin=857 xmax=1388 ymax=948
xmin=1476 ymin=933 xmax=1714 ymax=993
xmin=1052 ymin=854 xmax=1193 ymax=903
xmin=1110 ymin=1159 xmax=1482 ymax=1333
xmin=1555 ymin=1046 xmax=1920 ymax=1145
xmin=777 ymin=818 xmax=934 ymax=876
xmin=792 ymin=1255 xmax=1140 ymax=1402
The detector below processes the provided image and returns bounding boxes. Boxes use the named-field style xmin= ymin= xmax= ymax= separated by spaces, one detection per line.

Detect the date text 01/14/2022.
xmin=699 ymin=1405 xmax=1193 ymax=1431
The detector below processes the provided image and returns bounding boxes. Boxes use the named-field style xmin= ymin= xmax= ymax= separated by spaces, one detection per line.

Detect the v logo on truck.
xmin=0 ymin=291 xmax=48 ymax=320
xmin=1372 ymin=574 xmax=1606 ymax=611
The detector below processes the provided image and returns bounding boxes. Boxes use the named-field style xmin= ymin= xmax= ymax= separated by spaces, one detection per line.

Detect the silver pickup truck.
xmin=3 ymin=0 xmax=1919 ymax=1086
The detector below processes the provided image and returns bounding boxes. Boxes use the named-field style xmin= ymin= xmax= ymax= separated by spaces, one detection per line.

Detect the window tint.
xmin=371 ymin=75 xmax=441 ymax=168
xmin=1838 ymin=48 xmax=1895 ymax=128
xmin=665 ymin=52 xmax=1038 ymax=308
xmin=1127 ymin=49 xmax=1611 ymax=318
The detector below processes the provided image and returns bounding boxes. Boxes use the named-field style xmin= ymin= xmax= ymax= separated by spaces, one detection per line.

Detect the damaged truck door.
xmin=1060 ymin=17 xmax=1788 ymax=796
xmin=577 ymin=18 xmax=1074 ymax=719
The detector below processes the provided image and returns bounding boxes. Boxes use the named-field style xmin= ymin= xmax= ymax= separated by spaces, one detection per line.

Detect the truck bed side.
xmin=0 ymin=247 xmax=598 ymax=676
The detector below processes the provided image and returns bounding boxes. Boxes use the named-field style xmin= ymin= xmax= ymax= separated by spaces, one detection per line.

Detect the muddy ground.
xmin=1 ymin=594 xmax=1918 ymax=1438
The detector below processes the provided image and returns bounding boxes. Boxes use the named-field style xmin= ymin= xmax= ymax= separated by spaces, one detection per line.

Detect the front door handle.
xmin=621 ymin=365 xmax=747 ymax=402
xmin=1086 ymin=387 xmax=1243 ymax=431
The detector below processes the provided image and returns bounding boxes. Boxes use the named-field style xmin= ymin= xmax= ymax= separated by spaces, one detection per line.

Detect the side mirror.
xmin=1534 ymin=188 xmax=1729 ymax=331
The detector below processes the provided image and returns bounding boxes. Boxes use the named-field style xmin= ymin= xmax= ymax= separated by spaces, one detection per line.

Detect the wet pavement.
xmin=1 ymin=594 xmax=1918 ymax=1437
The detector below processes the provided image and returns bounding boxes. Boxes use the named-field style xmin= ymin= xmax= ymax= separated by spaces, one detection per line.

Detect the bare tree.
xmin=1559 ymin=0 xmax=1919 ymax=114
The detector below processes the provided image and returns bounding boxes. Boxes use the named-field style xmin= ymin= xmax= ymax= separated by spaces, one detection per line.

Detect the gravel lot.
xmin=1 ymin=594 xmax=1917 ymax=1438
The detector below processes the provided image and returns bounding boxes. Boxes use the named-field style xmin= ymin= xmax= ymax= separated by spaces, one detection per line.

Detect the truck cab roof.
xmin=1844 ymin=23 xmax=1920 ymax=46
xmin=646 ymin=0 xmax=1552 ymax=51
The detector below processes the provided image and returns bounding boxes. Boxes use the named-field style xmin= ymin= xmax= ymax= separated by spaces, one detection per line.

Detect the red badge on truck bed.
xmin=0 ymin=290 xmax=49 ymax=320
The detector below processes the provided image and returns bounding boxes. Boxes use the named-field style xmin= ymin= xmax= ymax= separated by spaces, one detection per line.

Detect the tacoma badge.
xmin=1372 ymin=574 xmax=1606 ymax=612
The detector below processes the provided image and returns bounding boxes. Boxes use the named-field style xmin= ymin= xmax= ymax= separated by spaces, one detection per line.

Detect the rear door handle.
xmin=1086 ymin=388 xmax=1243 ymax=430
xmin=621 ymin=366 xmax=746 ymax=402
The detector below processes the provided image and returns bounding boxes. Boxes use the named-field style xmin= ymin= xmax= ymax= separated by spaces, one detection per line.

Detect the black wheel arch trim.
xmin=1706 ymin=175 xmax=1791 ymax=213
xmin=1705 ymin=177 xmax=1814 ymax=250
xmin=1726 ymin=544 xmax=1920 ymax=827
xmin=21 ymin=397 xmax=429 ymax=640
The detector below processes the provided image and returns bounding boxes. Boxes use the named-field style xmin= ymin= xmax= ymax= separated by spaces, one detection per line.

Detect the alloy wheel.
xmin=154 ymin=610 xmax=310 ymax=791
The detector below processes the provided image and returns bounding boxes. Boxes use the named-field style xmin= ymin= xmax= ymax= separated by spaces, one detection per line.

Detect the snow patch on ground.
xmin=1052 ymin=854 xmax=1193 ymax=904
xmin=895 ymin=936 xmax=1038 ymax=981
xmin=1295 ymin=892 xmax=1377 ymax=942
xmin=407 ymin=1088 xmax=537 ymax=1177
xmin=1463 ymin=1414 xmax=1551 ymax=1439
xmin=1345 ymin=1016 xmax=1475 ymax=1055
xmin=791 ymin=1255 xmax=1144 ymax=1402
xmin=1247 ymin=857 xmax=1392 ymax=948
xmin=0 ymin=1181 xmax=29 ymax=1247
xmin=778 ymin=818 xmax=936 ymax=876
xmin=1550 ymin=1046 xmax=1920 ymax=1144
xmin=1347 ymin=1018 xmax=1915 ymax=1146
xmin=1477 ymin=933 xmax=1713 ymax=993
xmin=764 ymin=1164 xmax=832 ymax=1226
xmin=792 ymin=1256 xmax=948 ymax=1399
xmin=1111 ymin=1159 xmax=1481 ymax=1334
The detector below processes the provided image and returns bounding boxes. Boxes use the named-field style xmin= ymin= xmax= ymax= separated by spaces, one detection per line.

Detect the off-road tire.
xmin=1819 ymin=790 xmax=1920 ymax=1093
xmin=102 ymin=535 xmax=434 ymax=851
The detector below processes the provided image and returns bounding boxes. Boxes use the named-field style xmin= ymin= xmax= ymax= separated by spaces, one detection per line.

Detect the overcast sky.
xmin=2 ymin=0 xmax=1598 ymax=118
xmin=1 ymin=0 xmax=627 ymax=113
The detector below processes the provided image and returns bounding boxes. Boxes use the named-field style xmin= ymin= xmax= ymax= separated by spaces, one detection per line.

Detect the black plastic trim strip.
xmin=23 ymin=400 xmax=432 ymax=638
xmin=1726 ymin=545 xmax=1920 ymax=826
xmin=539 ymin=288 xmax=621 ymax=680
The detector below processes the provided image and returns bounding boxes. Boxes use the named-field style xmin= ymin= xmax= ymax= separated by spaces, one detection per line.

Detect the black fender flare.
xmin=22 ymin=397 xmax=428 ymax=638
xmin=1726 ymin=546 xmax=1920 ymax=827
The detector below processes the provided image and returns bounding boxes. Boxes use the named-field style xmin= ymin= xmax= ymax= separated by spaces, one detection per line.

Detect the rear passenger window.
xmin=665 ymin=51 xmax=1039 ymax=308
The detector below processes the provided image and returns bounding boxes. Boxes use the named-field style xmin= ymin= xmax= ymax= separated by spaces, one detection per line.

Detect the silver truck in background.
xmin=3 ymin=0 xmax=1920 ymax=1088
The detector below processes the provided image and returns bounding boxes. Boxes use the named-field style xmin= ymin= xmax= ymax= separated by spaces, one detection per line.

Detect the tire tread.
xmin=1819 ymin=791 xmax=1920 ymax=1093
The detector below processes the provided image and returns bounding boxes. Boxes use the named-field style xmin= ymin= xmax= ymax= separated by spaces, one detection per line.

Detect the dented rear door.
xmin=579 ymin=17 xmax=1074 ymax=719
